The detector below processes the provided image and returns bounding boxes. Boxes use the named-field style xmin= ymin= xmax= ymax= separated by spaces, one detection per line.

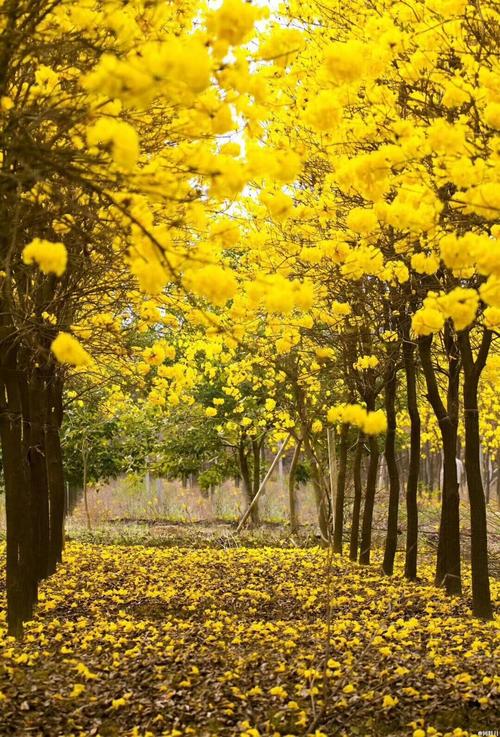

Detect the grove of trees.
xmin=0 ymin=0 xmax=498 ymax=642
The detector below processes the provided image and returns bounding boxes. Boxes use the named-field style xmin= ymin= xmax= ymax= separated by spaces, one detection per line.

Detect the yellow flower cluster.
xmin=142 ymin=342 xmax=175 ymax=367
xmin=412 ymin=288 xmax=480 ymax=335
xmin=51 ymin=332 xmax=92 ymax=366
xmin=22 ymin=238 xmax=67 ymax=277
xmin=208 ymin=0 xmax=266 ymax=46
xmin=184 ymin=265 xmax=238 ymax=308
xmin=346 ymin=207 xmax=379 ymax=236
xmin=410 ymin=252 xmax=440 ymax=276
xmin=327 ymin=404 xmax=387 ymax=435
xmin=353 ymin=354 xmax=380 ymax=371
xmin=86 ymin=118 xmax=139 ymax=171
xmin=82 ymin=37 xmax=212 ymax=107
xmin=341 ymin=245 xmax=385 ymax=280
xmin=304 ymin=90 xmax=342 ymax=132
xmin=246 ymin=275 xmax=315 ymax=315
xmin=130 ymin=260 xmax=167 ymax=295
xmin=439 ymin=231 xmax=500 ymax=278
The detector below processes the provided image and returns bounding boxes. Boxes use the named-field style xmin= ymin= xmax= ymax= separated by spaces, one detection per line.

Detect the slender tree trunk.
xmin=238 ymin=439 xmax=259 ymax=526
xmin=27 ymin=369 xmax=50 ymax=581
xmin=252 ymin=439 xmax=261 ymax=501
xmin=428 ymin=450 xmax=435 ymax=493
xmin=403 ymin=334 xmax=420 ymax=580
xmin=303 ymin=431 xmax=329 ymax=541
xmin=327 ymin=426 xmax=337 ymax=529
xmin=483 ymin=449 xmax=490 ymax=505
xmin=349 ymin=435 xmax=363 ymax=561
xmin=383 ymin=367 xmax=400 ymax=575
xmin=278 ymin=443 xmax=285 ymax=492
xmin=496 ymin=452 xmax=500 ymax=506
xmin=459 ymin=330 xmax=493 ymax=619
xmin=333 ymin=424 xmax=349 ymax=554
xmin=45 ymin=377 xmax=65 ymax=572
xmin=295 ymin=384 xmax=330 ymax=540
xmin=251 ymin=438 xmax=262 ymax=525
xmin=359 ymin=434 xmax=380 ymax=565
xmin=419 ymin=333 xmax=461 ymax=596
xmin=288 ymin=440 xmax=302 ymax=535
xmin=82 ymin=444 xmax=92 ymax=531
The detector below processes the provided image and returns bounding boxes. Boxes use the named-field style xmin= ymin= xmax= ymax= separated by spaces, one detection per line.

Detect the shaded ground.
xmin=0 ymin=543 xmax=498 ymax=737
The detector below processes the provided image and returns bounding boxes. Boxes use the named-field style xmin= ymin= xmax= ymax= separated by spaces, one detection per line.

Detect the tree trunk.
xmin=303 ymin=431 xmax=329 ymax=541
xmin=288 ymin=440 xmax=302 ymax=535
xmin=382 ymin=367 xmax=400 ymax=575
xmin=359 ymin=434 xmax=380 ymax=565
xmin=483 ymin=449 xmax=490 ymax=505
xmin=252 ymin=439 xmax=261 ymax=501
xmin=428 ymin=449 xmax=435 ymax=493
xmin=349 ymin=433 xmax=363 ymax=561
xmin=419 ymin=332 xmax=461 ymax=596
xmin=82 ymin=444 xmax=92 ymax=531
xmin=238 ymin=438 xmax=259 ymax=526
xmin=45 ymin=377 xmax=65 ymax=573
xmin=496 ymin=452 xmax=500 ymax=507
xmin=333 ymin=424 xmax=349 ymax=554
xmin=349 ymin=435 xmax=363 ymax=561
xmin=459 ymin=330 xmax=493 ymax=619
xmin=27 ymin=369 xmax=50 ymax=582
xmin=0 ymin=347 xmax=36 ymax=637
xmin=403 ymin=333 xmax=420 ymax=580
xmin=295 ymin=383 xmax=330 ymax=540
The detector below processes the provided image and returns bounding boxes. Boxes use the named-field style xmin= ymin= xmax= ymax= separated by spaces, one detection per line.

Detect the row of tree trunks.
xmin=0 ymin=342 xmax=66 ymax=638
xmin=287 ymin=322 xmax=492 ymax=620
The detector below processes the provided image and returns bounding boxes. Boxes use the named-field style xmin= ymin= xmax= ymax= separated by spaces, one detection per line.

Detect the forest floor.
xmin=61 ymin=497 xmax=500 ymax=576
xmin=0 ymin=541 xmax=498 ymax=737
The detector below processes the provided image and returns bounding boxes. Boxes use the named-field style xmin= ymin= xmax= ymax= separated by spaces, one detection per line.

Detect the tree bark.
xmin=497 ymin=452 xmax=500 ymax=507
xmin=251 ymin=439 xmax=261 ymax=503
xmin=27 ymin=369 xmax=50 ymax=581
xmin=303 ymin=430 xmax=330 ymax=541
xmin=382 ymin=367 xmax=400 ymax=575
xmin=288 ymin=440 xmax=302 ymax=535
xmin=333 ymin=424 xmax=349 ymax=554
xmin=419 ymin=332 xmax=461 ymax=596
xmin=82 ymin=442 xmax=92 ymax=531
xmin=45 ymin=376 xmax=65 ymax=572
xmin=458 ymin=329 xmax=493 ymax=619
xmin=359 ymin=434 xmax=380 ymax=565
xmin=0 ymin=346 xmax=36 ymax=637
xmin=238 ymin=438 xmax=259 ymax=526
xmin=403 ymin=335 xmax=420 ymax=580
xmin=349 ymin=435 xmax=363 ymax=561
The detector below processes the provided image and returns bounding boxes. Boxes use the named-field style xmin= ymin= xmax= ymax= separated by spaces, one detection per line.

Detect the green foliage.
xmin=295 ymin=460 xmax=312 ymax=486
xmin=61 ymin=393 xmax=123 ymax=488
